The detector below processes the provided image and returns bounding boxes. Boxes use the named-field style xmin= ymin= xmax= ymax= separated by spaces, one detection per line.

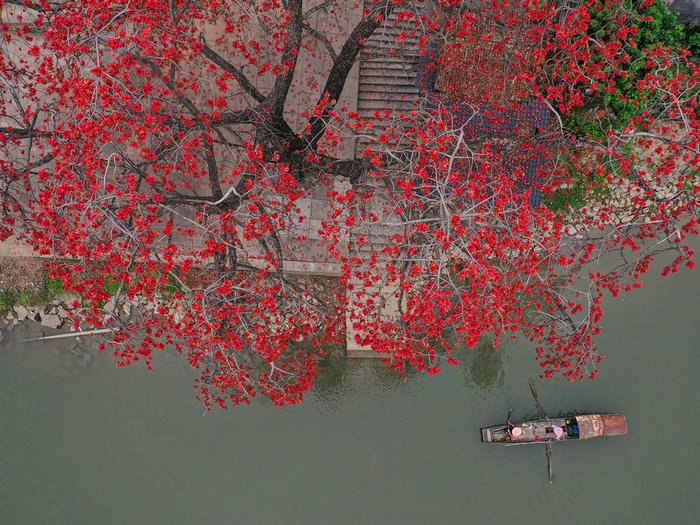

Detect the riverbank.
xmin=0 ymin=256 xmax=70 ymax=326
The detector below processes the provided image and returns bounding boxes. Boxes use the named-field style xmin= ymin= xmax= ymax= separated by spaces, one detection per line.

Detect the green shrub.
xmin=0 ymin=269 xmax=69 ymax=316
xmin=565 ymin=0 xmax=700 ymax=134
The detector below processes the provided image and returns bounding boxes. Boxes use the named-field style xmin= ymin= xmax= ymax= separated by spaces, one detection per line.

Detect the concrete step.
xmin=346 ymin=347 xmax=385 ymax=359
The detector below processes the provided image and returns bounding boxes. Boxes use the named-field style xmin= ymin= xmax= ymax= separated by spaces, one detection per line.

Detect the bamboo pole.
xmin=23 ymin=328 xmax=118 ymax=342
xmin=546 ymin=442 xmax=554 ymax=484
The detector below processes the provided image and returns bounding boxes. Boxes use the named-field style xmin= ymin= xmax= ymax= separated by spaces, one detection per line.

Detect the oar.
xmin=529 ymin=378 xmax=547 ymax=418
xmin=530 ymin=379 xmax=555 ymax=483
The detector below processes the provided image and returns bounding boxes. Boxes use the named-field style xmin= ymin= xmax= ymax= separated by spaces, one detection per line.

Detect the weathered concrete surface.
xmin=345 ymin=276 xmax=406 ymax=358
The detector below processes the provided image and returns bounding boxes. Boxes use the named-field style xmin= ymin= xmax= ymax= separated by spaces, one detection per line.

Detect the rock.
xmin=40 ymin=314 xmax=62 ymax=329
xmin=28 ymin=308 xmax=42 ymax=322
xmin=55 ymin=306 xmax=68 ymax=318
xmin=55 ymin=293 xmax=74 ymax=304
xmin=104 ymin=297 xmax=116 ymax=313
xmin=13 ymin=304 xmax=30 ymax=321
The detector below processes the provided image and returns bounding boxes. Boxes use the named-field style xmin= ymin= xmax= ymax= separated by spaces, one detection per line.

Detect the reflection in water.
xmin=311 ymin=334 xmax=506 ymax=408
xmin=456 ymin=338 xmax=505 ymax=391
xmin=311 ymin=359 xmax=356 ymax=409
xmin=312 ymin=358 xmax=418 ymax=410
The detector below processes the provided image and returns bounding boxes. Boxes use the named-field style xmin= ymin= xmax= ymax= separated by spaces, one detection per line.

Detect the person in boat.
xmin=553 ymin=425 xmax=564 ymax=439
xmin=507 ymin=422 xmax=523 ymax=439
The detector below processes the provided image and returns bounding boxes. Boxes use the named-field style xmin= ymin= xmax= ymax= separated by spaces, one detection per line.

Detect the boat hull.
xmin=481 ymin=414 xmax=627 ymax=444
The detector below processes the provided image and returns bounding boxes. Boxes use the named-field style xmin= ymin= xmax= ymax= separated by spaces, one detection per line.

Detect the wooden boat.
xmin=481 ymin=414 xmax=627 ymax=445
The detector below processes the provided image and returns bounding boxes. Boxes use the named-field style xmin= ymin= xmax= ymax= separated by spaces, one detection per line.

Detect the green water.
xmin=1 ymin=252 xmax=699 ymax=524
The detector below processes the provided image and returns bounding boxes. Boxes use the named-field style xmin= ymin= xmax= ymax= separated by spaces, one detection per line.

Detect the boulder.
xmin=13 ymin=304 xmax=31 ymax=321
xmin=55 ymin=293 xmax=74 ymax=304
xmin=104 ymin=297 xmax=116 ymax=313
xmin=28 ymin=308 xmax=42 ymax=322
xmin=40 ymin=314 xmax=62 ymax=329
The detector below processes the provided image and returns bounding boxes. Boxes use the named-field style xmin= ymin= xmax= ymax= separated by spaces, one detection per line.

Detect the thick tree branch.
xmin=200 ymin=43 xmax=266 ymax=104
xmin=266 ymin=0 xmax=304 ymax=117
xmin=0 ymin=127 xmax=52 ymax=139
xmin=303 ymin=24 xmax=338 ymax=66
xmin=306 ymin=0 xmax=396 ymax=148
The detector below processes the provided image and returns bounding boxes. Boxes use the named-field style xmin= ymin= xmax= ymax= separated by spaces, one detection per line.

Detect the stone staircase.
xmin=355 ymin=1 xmax=429 ymax=156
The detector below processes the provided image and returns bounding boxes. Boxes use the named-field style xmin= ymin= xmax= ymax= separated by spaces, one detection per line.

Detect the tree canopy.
xmin=1 ymin=0 xmax=698 ymax=407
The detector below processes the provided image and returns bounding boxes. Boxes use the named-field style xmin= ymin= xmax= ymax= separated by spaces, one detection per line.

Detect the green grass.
xmin=0 ymin=269 xmax=69 ymax=317
xmin=0 ymin=258 xmax=189 ymax=319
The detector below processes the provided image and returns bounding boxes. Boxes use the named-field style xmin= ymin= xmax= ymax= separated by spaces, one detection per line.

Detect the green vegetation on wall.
xmin=0 ymin=269 xmax=67 ymax=316
xmin=565 ymin=0 xmax=700 ymax=136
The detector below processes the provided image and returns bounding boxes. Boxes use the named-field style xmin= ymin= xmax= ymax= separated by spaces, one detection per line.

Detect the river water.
xmin=1 ymin=247 xmax=698 ymax=524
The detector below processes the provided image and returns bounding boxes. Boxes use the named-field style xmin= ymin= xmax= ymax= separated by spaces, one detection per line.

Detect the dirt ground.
xmin=0 ymin=257 xmax=45 ymax=292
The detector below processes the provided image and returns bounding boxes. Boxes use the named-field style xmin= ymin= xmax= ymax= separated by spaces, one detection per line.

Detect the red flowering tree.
xmin=1 ymin=0 xmax=697 ymax=407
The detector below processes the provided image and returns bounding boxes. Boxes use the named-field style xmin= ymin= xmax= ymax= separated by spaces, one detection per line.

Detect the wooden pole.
xmin=530 ymin=379 xmax=555 ymax=483
xmin=23 ymin=328 xmax=118 ymax=342
xmin=529 ymin=379 xmax=547 ymax=417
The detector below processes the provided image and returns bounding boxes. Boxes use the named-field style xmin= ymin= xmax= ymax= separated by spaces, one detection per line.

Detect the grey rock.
xmin=55 ymin=293 xmax=74 ymax=304
xmin=40 ymin=314 xmax=62 ymax=329
xmin=13 ymin=304 xmax=30 ymax=321
xmin=104 ymin=297 xmax=116 ymax=313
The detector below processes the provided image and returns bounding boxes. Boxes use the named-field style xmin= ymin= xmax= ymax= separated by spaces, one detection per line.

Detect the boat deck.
xmin=510 ymin=418 xmax=569 ymax=444
xmin=483 ymin=418 xmax=570 ymax=444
